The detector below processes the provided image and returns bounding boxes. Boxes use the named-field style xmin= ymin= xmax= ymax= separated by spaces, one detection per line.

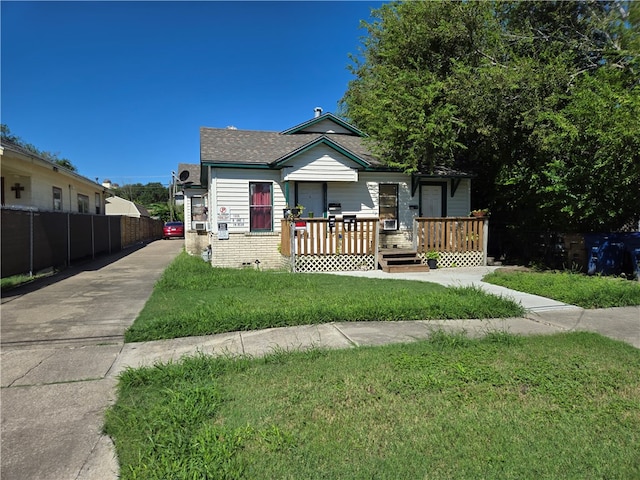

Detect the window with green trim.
xmin=249 ymin=182 xmax=272 ymax=231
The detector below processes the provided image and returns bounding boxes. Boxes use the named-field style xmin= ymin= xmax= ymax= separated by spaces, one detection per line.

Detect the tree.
xmin=340 ymin=1 xmax=639 ymax=232
xmin=111 ymin=182 xmax=169 ymax=205
xmin=111 ymin=182 xmax=171 ymax=221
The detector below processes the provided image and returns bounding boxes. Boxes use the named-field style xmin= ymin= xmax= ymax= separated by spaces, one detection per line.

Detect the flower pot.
xmin=427 ymin=258 xmax=438 ymax=269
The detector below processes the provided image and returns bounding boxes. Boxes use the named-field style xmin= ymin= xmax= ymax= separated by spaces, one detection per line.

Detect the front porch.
xmin=280 ymin=217 xmax=488 ymax=273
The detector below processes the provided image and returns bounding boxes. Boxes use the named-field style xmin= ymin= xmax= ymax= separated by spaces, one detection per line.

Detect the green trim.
xmin=411 ymin=173 xmax=474 ymax=195
xmin=419 ymin=182 xmax=447 ymax=217
xmin=202 ymin=162 xmax=272 ymax=169
xmin=273 ymin=136 xmax=370 ymax=168
xmin=450 ymin=178 xmax=462 ymax=197
xmin=280 ymin=112 xmax=367 ymax=137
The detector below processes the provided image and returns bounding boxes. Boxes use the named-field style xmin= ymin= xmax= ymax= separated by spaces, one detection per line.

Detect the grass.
xmin=104 ymin=331 xmax=640 ymax=479
xmin=483 ymin=269 xmax=640 ymax=309
xmin=0 ymin=272 xmax=51 ymax=291
xmin=125 ymin=252 xmax=525 ymax=342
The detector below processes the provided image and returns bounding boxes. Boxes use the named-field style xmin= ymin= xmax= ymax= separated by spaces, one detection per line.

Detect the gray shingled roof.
xmin=200 ymin=128 xmax=382 ymax=167
xmin=176 ymin=163 xmax=203 ymax=186
xmin=199 ymin=116 xmax=472 ymax=177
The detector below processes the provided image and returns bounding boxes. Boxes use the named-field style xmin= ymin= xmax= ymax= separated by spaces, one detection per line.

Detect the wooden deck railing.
xmin=281 ymin=218 xmax=378 ymax=256
xmin=414 ymin=217 xmax=487 ymax=253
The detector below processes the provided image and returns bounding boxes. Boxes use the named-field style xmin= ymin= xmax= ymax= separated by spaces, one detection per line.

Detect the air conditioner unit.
xmin=193 ymin=222 xmax=206 ymax=231
xmin=383 ymin=219 xmax=398 ymax=230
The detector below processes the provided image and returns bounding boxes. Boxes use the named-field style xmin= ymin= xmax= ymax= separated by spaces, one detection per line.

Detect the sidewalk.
xmin=1 ymin=244 xmax=638 ymax=480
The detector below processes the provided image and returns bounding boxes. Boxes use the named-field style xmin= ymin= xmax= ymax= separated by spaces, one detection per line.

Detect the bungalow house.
xmin=197 ymin=109 xmax=486 ymax=271
xmin=1 ymin=139 xmax=108 ymax=214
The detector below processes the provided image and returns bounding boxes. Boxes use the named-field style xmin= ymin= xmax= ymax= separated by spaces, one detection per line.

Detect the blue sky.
xmin=2 ymin=1 xmax=383 ymax=186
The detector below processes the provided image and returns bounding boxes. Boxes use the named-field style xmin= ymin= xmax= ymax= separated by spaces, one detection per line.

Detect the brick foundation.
xmin=211 ymin=233 xmax=288 ymax=269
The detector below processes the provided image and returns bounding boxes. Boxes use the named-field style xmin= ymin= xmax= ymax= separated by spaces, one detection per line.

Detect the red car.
xmin=163 ymin=221 xmax=184 ymax=239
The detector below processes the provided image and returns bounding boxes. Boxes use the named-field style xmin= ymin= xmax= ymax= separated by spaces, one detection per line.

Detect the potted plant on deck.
xmin=283 ymin=204 xmax=305 ymax=220
xmin=470 ymin=208 xmax=489 ymax=218
xmin=426 ymin=250 xmax=440 ymax=269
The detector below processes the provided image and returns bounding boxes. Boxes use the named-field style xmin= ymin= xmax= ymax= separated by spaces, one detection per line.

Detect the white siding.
xmin=283 ymin=144 xmax=358 ymax=182
xmin=362 ymin=172 xmax=416 ymax=229
xmin=210 ymin=168 xmax=286 ymax=234
xmin=324 ymin=172 xmax=416 ymax=229
xmin=447 ymin=179 xmax=471 ymax=216
xmin=209 ymin=165 xmax=471 ymax=236
xmin=183 ymin=189 xmax=207 ymax=229
xmin=298 ymin=119 xmax=353 ymax=134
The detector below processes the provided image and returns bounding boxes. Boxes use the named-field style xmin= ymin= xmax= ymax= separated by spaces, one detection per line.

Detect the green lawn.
xmin=105 ymin=331 xmax=640 ymax=479
xmin=483 ymin=269 xmax=640 ymax=308
xmin=125 ymin=252 xmax=525 ymax=342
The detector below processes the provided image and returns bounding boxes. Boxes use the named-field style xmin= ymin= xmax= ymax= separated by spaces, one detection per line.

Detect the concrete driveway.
xmin=1 ymin=239 xmax=183 ymax=480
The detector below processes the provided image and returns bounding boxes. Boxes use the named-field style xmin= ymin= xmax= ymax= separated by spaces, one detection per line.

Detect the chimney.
xmin=314 ymin=107 xmax=323 ymax=118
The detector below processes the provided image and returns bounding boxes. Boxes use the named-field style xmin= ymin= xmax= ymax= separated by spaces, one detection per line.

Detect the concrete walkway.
xmin=1 ymin=242 xmax=638 ymax=479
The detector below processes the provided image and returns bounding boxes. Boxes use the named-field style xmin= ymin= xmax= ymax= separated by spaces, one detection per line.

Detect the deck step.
xmin=378 ymin=249 xmax=430 ymax=273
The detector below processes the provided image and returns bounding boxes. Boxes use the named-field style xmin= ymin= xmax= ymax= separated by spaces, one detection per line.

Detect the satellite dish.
xmin=179 ymin=170 xmax=190 ymax=182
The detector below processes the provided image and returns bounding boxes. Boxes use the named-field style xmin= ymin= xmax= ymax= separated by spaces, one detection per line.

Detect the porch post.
xmin=412 ymin=217 xmax=417 ymax=250
xmin=290 ymin=221 xmax=296 ymax=272
xmin=284 ymin=181 xmax=290 ymax=206
xmin=483 ymin=218 xmax=489 ymax=266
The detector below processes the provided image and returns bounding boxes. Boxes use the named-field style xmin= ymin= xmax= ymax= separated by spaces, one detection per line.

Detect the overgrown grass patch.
xmin=0 ymin=272 xmax=51 ymax=291
xmin=105 ymin=332 xmax=640 ymax=479
xmin=483 ymin=269 xmax=640 ymax=308
xmin=125 ymin=252 xmax=525 ymax=342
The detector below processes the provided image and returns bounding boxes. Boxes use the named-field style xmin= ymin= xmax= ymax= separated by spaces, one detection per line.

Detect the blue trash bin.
xmin=584 ymin=234 xmax=626 ymax=276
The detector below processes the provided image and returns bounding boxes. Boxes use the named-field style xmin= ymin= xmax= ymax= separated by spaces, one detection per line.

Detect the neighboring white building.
xmin=105 ymin=195 xmax=150 ymax=218
xmin=195 ymin=111 xmax=474 ymax=269
xmin=1 ymin=140 xmax=108 ymax=214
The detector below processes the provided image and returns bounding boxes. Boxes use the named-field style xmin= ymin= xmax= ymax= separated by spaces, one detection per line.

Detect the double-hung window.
xmin=78 ymin=194 xmax=89 ymax=213
xmin=53 ymin=187 xmax=62 ymax=211
xmin=249 ymin=182 xmax=272 ymax=231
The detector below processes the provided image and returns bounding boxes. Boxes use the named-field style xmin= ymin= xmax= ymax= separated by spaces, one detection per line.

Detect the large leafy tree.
xmin=111 ymin=182 xmax=168 ymax=205
xmin=111 ymin=182 xmax=172 ymax=221
xmin=340 ymin=1 xmax=639 ymax=232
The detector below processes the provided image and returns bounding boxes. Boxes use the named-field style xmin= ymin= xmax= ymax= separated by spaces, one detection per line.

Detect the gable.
xmin=280 ymin=143 xmax=359 ymax=182
xmin=280 ymin=113 xmax=366 ymax=137
xmin=285 ymin=118 xmax=354 ymax=135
